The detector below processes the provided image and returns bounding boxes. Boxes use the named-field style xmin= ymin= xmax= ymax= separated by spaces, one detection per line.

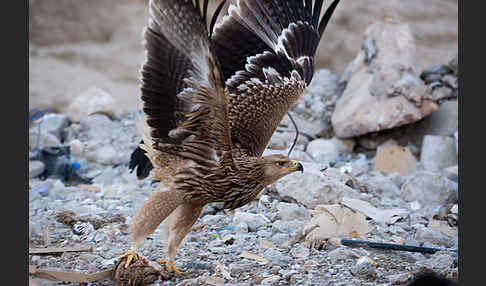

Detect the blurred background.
xmin=29 ymin=0 xmax=458 ymax=114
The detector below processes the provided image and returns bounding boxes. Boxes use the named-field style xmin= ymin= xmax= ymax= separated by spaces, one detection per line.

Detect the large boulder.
xmin=332 ymin=20 xmax=438 ymax=138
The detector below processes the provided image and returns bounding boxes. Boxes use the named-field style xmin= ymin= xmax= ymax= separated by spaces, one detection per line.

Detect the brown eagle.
xmin=120 ymin=0 xmax=340 ymax=273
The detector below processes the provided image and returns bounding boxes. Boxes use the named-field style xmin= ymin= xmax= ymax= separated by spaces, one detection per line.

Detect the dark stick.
xmin=287 ymin=112 xmax=299 ymax=157
xmin=341 ymin=239 xmax=457 ymax=254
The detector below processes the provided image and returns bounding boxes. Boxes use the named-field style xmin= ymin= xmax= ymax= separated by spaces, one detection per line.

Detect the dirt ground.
xmin=28 ymin=0 xmax=458 ymax=114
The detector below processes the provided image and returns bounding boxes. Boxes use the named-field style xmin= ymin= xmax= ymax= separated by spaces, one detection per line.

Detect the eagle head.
xmin=259 ymin=154 xmax=303 ymax=185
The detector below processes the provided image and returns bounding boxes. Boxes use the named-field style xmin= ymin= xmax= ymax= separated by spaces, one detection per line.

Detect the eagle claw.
xmin=157 ymin=259 xmax=181 ymax=273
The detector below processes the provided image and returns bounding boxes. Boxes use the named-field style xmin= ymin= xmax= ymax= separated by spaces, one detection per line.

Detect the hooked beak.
xmin=296 ymin=162 xmax=304 ymax=173
xmin=290 ymin=160 xmax=304 ymax=173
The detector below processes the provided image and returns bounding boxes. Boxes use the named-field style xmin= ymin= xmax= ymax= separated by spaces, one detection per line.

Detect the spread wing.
xmin=136 ymin=0 xmax=234 ymax=177
xmin=211 ymin=0 xmax=340 ymax=157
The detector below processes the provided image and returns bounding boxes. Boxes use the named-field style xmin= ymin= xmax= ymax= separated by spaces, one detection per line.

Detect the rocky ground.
xmin=28 ymin=58 xmax=458 ymax=286
xmin=29 ymin=1 xmax=458 ymax=285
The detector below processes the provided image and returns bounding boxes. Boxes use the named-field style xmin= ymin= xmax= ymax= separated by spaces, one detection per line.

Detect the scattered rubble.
xmin=29 ymin=7 xmax=458 ymax=285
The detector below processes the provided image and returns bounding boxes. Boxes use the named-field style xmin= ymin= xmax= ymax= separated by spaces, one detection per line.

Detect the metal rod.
xmin=341 ymin=238 xmax=457 ymax=254
xmin=287 ymin=112 xmax=299 ymax=157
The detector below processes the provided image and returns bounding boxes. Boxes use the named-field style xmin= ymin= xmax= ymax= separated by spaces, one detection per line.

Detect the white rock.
xmin=79 ymin=114 xmax=118 ymax=142
xmin=86 ymin=144 xmax=124 ymax=165
xmin=29 ymin=160 xmax=45 ymax=178
xmin=276 ymin=202 xmax=311 ymax=221
xmin=267 ymin=131 xmax=308 ymax=151
xmin=274 ymin=164 xmax=361 ymax=208
xmin=261 ymin=275 xmax=281 ymax=285
xmin=272 ymin=220 xmax=305 ymax=234
xmin=407 ymin=100 xmax=458 ymax=146
xmin=350 ymin=256 xmax=377 ymax=279
xmin=401 ymin=172 xmax=457 ymax=214
xmin=421 ymin=135 xmax=457 ymax=172
xmin=332 ymin=20 xmax=438 ymax=138
xmin=30 ymin=113 xmax=69 ymax=140
xmin=67 ymin=88 xmax=115 ymax=123
xmin=289 ymin=245 xmax=310 ymax=258
xmin=29 ymin=132 xmax=61 ymax=150
xmin=306 ymin=137 xmax=355 ymax=164
xmin=202 ymin=214 xmax=226 ymax=225
xmin=69 ymin=139 xmax=85 ymax=158
xmin=233 ymin=212 xmax=270 ymax=232
xmin=443 ymin=165 xmax=458 ymax=182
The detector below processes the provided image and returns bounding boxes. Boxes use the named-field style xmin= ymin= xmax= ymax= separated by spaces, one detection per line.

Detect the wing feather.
xmin=138 ymin=0 xmax=234 ymax=173
xmin=211 ymin=0 xmax=341 ymax=156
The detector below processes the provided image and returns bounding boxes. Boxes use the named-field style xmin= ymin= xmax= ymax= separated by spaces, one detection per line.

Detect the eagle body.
xmin=122 ymin=0 xmax=340 ymax=272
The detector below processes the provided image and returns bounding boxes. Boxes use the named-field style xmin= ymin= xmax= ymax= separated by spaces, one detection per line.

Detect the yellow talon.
xmin=118 ymin=249 xmax=139 ymax=268
xmin=157 ymin=259 xmax=181 ymax=273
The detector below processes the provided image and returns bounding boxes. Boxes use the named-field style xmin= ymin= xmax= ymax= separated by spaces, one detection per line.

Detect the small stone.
xmin=443 ymin=165 xmax=458 ymax=182
xmin=233 ymin=212 xmax=270 ymax=232
xmin=235 ymin=222 xmax=249 ymax=234
xmin=421 ymin=135 xmax=457 ymax=172
xmin=267 ymin=131 xmax=308 ymax=151
xmin=306 ymin=137 xmax=355 ymax=164
xmin=387 ymin=272 xmax=413 ymax=285
xmin=276 ymin=202 xmax=311 ymax=221
xmin=407 ymin=100 xmax=458 ymax=145
xmin=350 ymin=256 xmax=377 ymax=280
xmin=258 ymin=195 xmax=273 ymax=210
xmin=69 ymin=139 xmax=84 ymax=158
xmin=401 ymin=172 xmax=457 ymax=212
xmin=30 ymin=113 xmax=70 ymax=140
xmin=29 ymin=132 xmax=61 ymax=150
xmin=328 ymin=247 xmax=359 ymax=263
xmin=101 ymin=258 xmax=117 ymax=268
xmin=271 ymin=220 xmax=305 ymax=235
xmin=29 ymin=160 xmax=45 ymax=178
xmin=72 ymin=221 xmax=94 ymax=235
xmin=87 ymin=144 xmax=124 ymax=165
xmin=201 ymin=214 xmax=225 ymax=226
xmin=414 ymin=225 xmax=455 ymax=248
xmin=67 ymin=88 xmax=115 ymax=123
xmin=261 ymin=275 xmax=281 ymax=285
xmin=263 ymin=248 xmax=292 ymax=265
xmin=289 ymin=245 xmax=310 ymax=258
xmin=410 ymin=201 xmax=421 ymax=210
xmin=79 ymin=114 xmax=119 ymax=141
xmin=372 ymin=144 xmax=417 ymax=176
xmin=272 ymin=233 xmax=291 ymax=245
xmin=417 ymin=251 xmax=456 ymax=275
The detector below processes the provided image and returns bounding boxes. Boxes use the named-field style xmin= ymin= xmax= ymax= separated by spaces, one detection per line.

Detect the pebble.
xmin=233 ymin=212 xmax=270 ymax=232
xmin=276 ymin=202 xmax=311 ymax=221
xmin=29 ymin=160 xmax=45 ymax=178
xmin=306 ymin=137 xmax=355 ymax=164
xmin=421 ymin=135 xmax=457 ymax=172
xmin=350 ymin=256 xmax=378 ymax=280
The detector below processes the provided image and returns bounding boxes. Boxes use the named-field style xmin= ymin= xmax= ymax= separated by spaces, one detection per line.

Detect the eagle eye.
xmin=277 ymin=161 xmax=285 ymax=167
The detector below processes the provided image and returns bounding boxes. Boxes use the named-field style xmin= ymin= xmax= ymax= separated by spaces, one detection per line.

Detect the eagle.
xmin=120 ymin=0 xmax=340 ymax=273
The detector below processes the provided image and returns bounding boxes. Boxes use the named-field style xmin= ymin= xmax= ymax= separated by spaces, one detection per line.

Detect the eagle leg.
xmin=121 ymin=188 xmax=185 ymax=268
xmin=159 ymin=200 xmax=205 ymax=273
